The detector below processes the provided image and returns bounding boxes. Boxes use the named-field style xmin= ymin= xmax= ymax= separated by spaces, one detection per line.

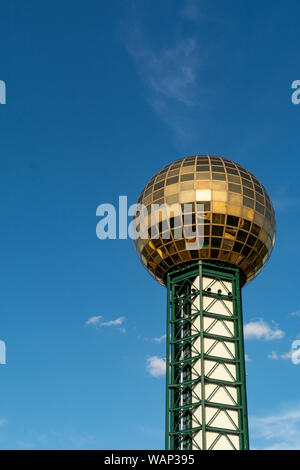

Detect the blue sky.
xmin=0 ymin=0 xmax=299 ymax=450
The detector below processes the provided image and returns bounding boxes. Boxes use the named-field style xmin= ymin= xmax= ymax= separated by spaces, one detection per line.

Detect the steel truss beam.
xmin=165 ymin=261 xmax=249 ymax=450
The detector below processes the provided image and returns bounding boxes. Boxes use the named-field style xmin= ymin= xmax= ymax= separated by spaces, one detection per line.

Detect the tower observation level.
xmin=133 ymin=155 xmax=276 ymax=450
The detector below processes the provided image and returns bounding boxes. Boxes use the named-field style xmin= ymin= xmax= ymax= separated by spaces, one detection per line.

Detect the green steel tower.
xmin=133 ymin=155 xmax=276 ymax=450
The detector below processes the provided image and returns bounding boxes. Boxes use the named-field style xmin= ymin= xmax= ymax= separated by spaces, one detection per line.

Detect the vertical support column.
xmin=165 ymin=261 xmax=249 ymax=450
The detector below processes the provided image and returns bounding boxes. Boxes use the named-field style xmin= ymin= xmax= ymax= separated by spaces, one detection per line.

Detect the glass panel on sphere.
xmin=212 ymin=225 xmax=224 ymax=236
xmin=253 ymin=212 xmax=264 ymax=226
xmin=224 ymin=228 xmax=236 ymax=240
xmin=181 ymin=181 xmax=194 ymax=190
xmin=181 ymin=167 xmax=194 ymax=175
xmin=258 ymin=228 xmax=268 ymax=243
xmin=237 ymin=230 xmax=248 ymax=242
xmin=195 ymin=180 xmax=211 ymax=190
xmin=212 ymin=213 xmax=225 ymax=224
xmin=255 ymin=202 xmax=265 ymax=214
xmin=196 ymin=172 xmax=210 ymax=180
xmin=166 ymin=194 xmax=179 ymax=204
xmin=227 ymin=215 xmax=240 ymax=227
xmin=227 ymin=204 xmax=241 ymax=217
xmin=246 ymin=234 xmax=256 ymax=247
xmin=256 ymin=193 xmax=265 ymax=205
xmin=211 ymin=166 xmax=225 ymax=172
xmin=154 ymin=180 xmax=165 ymax=191
xmin=179 ymin=191 xmax=196 ymax=204
xmin=228 ymin=175 xmax=240 ymax=184
xmin=251 ymin=223 xmax=260 ymax=236
xmin=227 ymin=168 xmax=239 ymax=175
xmin=183 ymin=160 xmax=195 ymax=167
xmin=254 ymin=184 xmax=263 ymax=194
xmin=222 ymin=239 xmax=234 ymax=250
xmin=153 ymin=189 xmax=164 ymax=200
xmin=212 ymin=190 xmax=227 ymax=202
xmin=242 ymin=178 xmax=253 ymax=189
xmin=196 ymin=165 xmax=210 ymax=171
xmin=241 ymin=245 xmax=251 ymax=257
xmin=212 ymin=201 xmax=227 ymax=213
xmin=196 ymin=189 xmax=212 ymax=201
xmin=211 ymin=181 xmax=227 ymax=191
xmin=242 ymin=207 xmax=254 ymax=221
xmin=239 ymin=218 xmax=251 ymax=231
xmin=243 ymin=197 xmax=254 ymax=208
xmin=228 ymin=193 xmax=242 ymax=205
xmin=166 ymin=176 xmax=179 ymax=185
xmin=228 ymin=183 xmax=241 ymax=193
xmin=233 ymin=241 xmax=243 ymax=253
xmin=243 ymin=188 xmax=254 ymax=198
xmin=212 ymin=172 xmax=226 ymax=180
xmin=181 ymin=173 xmax=194 ymax=181
xmin=165 ymin=183 xmax=178 ymax=196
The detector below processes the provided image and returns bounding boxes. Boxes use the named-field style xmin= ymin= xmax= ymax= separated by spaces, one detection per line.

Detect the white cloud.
xmin=85 ymin=316 xmax=125 ymax=330
xmin=120 ymin=16 xmax=202 ymax=143
xmin=272 ymin=186 xmax=300 ymax=213
xmin=101 ymin=317 xmax=125 ymax=327
xmin=181 ymin=0 xmax=205 ymax=23
xmin=180 ymin=0 xmax=225 ymax=25
xmin=146 ymin=356 xmax=166 ymax=378
xmin=144 ymin=334 xmax=166 ymax=343
xmin=85 ymin=316 xmax=103 ymax=326
xmin=125 ymin=32 xmax=199 ymax=106
xmin=268 ymin=351 xmax=279 ymax=360
xmin=118 ymin=327 xmax=127 ymax=334
xmin=268 ymin=343 xmax=300 ymax=364
xmin=245 ymin=354 xmax=251 ymax=362
xmin=273 ymin=196 xmax=300 ymax=212
xmin=290 ymin=310 xmax=300 ymax=317
xmin=152 ymin=334 xmax=166 ymax=343
xmin=281 ymin=351 xmax=293 ymax=360
xmin=250 ymin=405 xmax=300 ymax=449
xmin=0 ymin=418 xmax=7 ymax=427
xmin=244 ymin=319 xmax=284 ymax=341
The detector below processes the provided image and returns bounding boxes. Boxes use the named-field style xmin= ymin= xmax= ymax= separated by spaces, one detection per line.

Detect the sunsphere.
xmin=134 ymin=155 xmax=276 ymax=286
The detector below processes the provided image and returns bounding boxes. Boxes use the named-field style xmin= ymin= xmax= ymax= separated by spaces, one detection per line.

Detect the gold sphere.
xmin=134 ymin=155 xmax=276 ymax=286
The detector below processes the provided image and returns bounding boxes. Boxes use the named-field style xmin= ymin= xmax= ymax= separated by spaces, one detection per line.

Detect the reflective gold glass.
xmin=134 ymin=155 xmax=276 ymax=286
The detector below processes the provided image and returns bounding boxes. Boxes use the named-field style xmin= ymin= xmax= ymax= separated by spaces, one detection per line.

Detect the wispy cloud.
xmin=117 ymin=327 xmax=126 ymax=334
xmin=244 ymin=319 xmax=284 ymax=341
xmin=273 ymin=196 xmax=300 ymax=212
xmin=268 ymin=351 xmax=279 ymax=360
xmin=85 ymin=316 xmax=126 ymax=333
xmin=268 ymin=350 xmax=293 ymax=361
xmin=144 ymin=334 xmax=166 ymax=343
xmin=272 ymin=186 xmax=300 ymax=212
xmin=120 ymin=11 xmax=202 ymax=143
xmin=180 ymin=0 xmax=227 ymax=25
xmin=181 ymin=0 xmax=202 ymax=22
xmin=123 ymin=27 xmax=199 ymax=106
xmin=146 ymin=356 xmax=166 ymax=378
xmin=101 ymin=317 xmax=125 ymax=327
xmin=268 ymin=343 xmax=300 ymax=364
xmin=85 ymin=316 xmax=103 ymax=326
xmin=290 ymin=310 xmax=300 ymax=317
xmin=250 ymin=405 xmax=300 ymax=449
